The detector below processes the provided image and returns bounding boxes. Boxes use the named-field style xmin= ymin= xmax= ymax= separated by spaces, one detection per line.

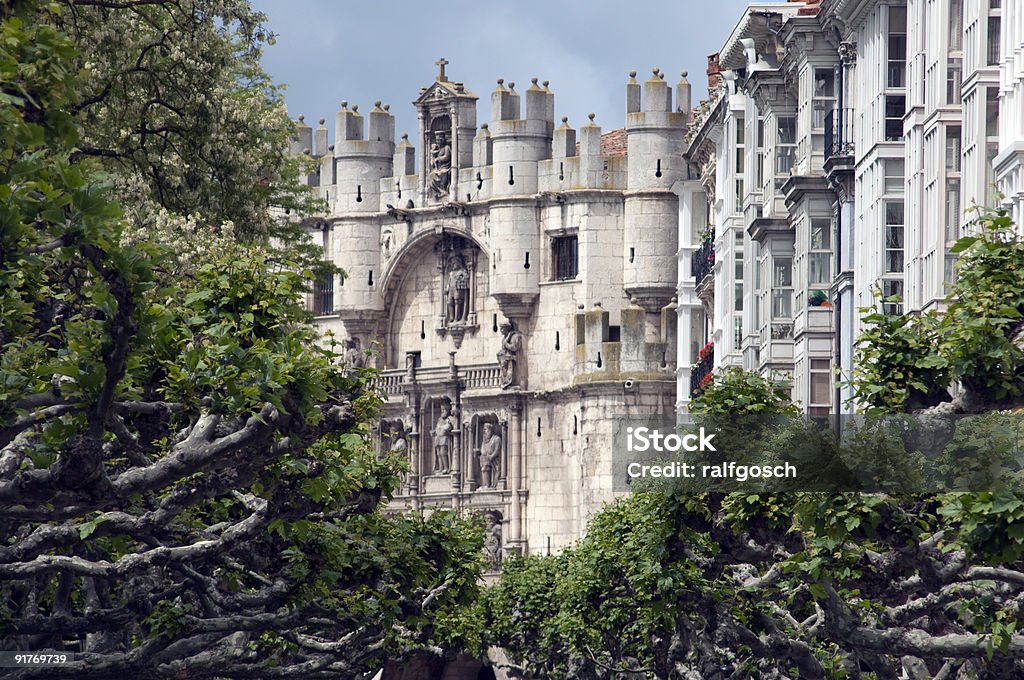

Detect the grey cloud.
xmin=253 ymin=0 xmax=753 ymax=143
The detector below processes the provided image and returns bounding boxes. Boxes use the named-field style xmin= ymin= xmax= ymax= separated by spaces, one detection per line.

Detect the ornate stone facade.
xmin=294 ymin=61 xmax=685 ymax=557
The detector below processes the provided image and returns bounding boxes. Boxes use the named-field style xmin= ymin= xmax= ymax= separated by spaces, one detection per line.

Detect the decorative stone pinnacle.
xmin=561 ymin=116 xmax=568 ymax=123
xmin=497 ymin=78 xmax=504 ymax=85
xmin=297 ymin=114 xmax=305 ymax=122
xmin=652 ymin=68 xmax=659 ymax=75
xmin=531 ymin=77 xmax=538 ymax=84
xmin=543 ymin=80 xmax=550 ymax=87
xmin=587 ymin=112 xmax=595 ymax=122
xmin=352 ymin=104 xmax=358 ymax=112
xmin=341 ymin=100 xmax=348 ymax=109
xmin=374 ymin=100 xmax=381 ymax=107
xmin=318 ymin=117 xmax=325 ymax=125
xmin=401 ymin=132 xmax=408 ymax=140
xmin=630 ymin=70 xmax=637 ymax=78
xmin=508 ymin=81 xmax=515 ymax=90
xmin=481 ymin=123 xmax=488 ymax=130
xmin=383 ymin=104 xmax=390 ymax=111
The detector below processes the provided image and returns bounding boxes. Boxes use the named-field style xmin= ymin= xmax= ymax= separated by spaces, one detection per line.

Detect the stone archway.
xmin=380 ymin=227 xmax=491 ymax=368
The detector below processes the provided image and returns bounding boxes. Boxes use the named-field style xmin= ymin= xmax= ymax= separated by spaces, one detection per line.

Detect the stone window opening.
xmin=551 ymin=235 xmax=578 ymax=281
xmin=313 ymin=271 xmax=334 ymax=316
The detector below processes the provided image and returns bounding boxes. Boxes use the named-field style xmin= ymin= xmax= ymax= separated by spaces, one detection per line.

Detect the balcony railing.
xmin=824 ymin=108 xmax=855 ymax=159
xmin=375 ymin=363 xmax=504 ymax=398
xmin=690 ymin=344 xmax=715 ymax=398
xmin=691 ymin=232 xmax=715 ymax=288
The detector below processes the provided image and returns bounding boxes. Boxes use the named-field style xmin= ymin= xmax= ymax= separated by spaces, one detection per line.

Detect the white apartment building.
xmin=678 ymin=0 xmax=1023 ymax=415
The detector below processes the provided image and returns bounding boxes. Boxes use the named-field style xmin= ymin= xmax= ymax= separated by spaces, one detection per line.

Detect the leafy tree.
xmin=690 ymin=366 xmax=798 ymax=417
xmin=51 ymin=0 xmax=324 ymax=271
xmin=851 ymin=300 xmax=949 ymax=412
xmin=0 ymin=2 xmax=481 ymax=677
xmin=851 ymin=207 xmax=1024 ymax=412
xmin=941 ymin=207 xmax=1024 ymax=405
xmin=484 ymin=370 xmax=1024 ymax=678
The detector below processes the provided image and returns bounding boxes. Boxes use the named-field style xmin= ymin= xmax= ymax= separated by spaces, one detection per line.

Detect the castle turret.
xmin=622 ymin=69 xmax=687 ymax=314
xmin=489 ymin=79 xmax=551 ymax=198
xmin=332 ymin=101 xmax=395 ymax=214
xmin=290 ymin=114 xmax=312 ymax=156
xmin=486 ymin=77 xmax=556 ymax=318
xmin=330 ymin=100 xmax=396 ymax=319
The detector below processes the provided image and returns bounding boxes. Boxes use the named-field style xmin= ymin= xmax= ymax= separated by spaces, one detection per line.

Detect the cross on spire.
xmin=435 ymin=57 xmax=449 ymax=82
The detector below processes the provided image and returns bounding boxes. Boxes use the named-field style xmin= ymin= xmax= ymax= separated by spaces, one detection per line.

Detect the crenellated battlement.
xmin=292 ymin=61 xmax=693 ymax=211
xmin=290 ymin=59 xmax=687 ymax=377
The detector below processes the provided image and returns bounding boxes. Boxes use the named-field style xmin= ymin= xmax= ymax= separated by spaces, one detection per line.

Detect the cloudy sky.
xmin=252 ymin=0 xmax=753 ymax=142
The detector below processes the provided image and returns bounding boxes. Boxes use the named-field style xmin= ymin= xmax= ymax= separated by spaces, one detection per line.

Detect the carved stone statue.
xmin=484 ymin=518 xmax=502 ymax=570
xmin=389 ymin=421 xmax=407 ymax=457
xmin=344 ymin=337 xmax=364 ymax=368
xmin=497 ymin=321 xmax=523 ymax=389
xmin=432 ymin=401 xmax=454 ymax=474
xmin=428 ymin=135 xmax=452 ymax=199
xmin=446 ymin=254 xmax=470 ymax=324
xmin=478 ymin=422 xmax=501 ymax=489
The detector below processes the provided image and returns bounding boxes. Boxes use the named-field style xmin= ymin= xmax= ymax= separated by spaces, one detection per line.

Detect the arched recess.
xmin=380 ymin=225 xmax=490 ymax=367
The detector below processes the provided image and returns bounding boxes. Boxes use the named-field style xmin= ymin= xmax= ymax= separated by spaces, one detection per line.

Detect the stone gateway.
xmin=296 ymin=59 xmax=685 ymax=560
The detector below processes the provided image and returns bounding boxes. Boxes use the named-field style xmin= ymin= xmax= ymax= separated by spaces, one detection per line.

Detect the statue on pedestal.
xmin=446 ymin=254 xmax=470 ymax=324
xmin=478 ymin=422 xmax=501 ymax=489
xmin=428 ymin=134 xmax=451 ymax=200
xmin=432 ymin=401 xmax=454 ymax=474
xmin=497 ymin=321 xmax=523 ymax=389
xmin=344 ymin=337 xmax=364 ymax=369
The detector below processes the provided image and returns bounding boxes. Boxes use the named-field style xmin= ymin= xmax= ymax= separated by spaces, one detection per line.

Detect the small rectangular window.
xmin=987 ymin=16 xmax=1001 ymax=65
xmin=946 ymin=59 xmax=962 ymax=105
xmin=882 ymin=279 xmax=904 ymax=315
xmin=885 ymin=96 xmax=906 ymax=141
xmin=887 ymin=6 xmax=908 ymax=88
xmin=949 ymin=0 xmax=963 ymax=51
xmin=884 ymin=158 xmax=905 ymax=194
xmin=885 ymin=202 xmax=905 ymax=275
xmin=945 ymin=127 xmax=962 ymax=171
xmin=313 ymin=271 xmax=334 ymax=316
xmin=946 ymin=178 xmax=961 ymax=240
xmin=552 ymin=235 xmax=578 ymax=281
xmin=986 ymin=88 xmax=1000 ymax=138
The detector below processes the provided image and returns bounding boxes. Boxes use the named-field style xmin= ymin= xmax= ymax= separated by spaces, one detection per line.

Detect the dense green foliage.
xmin=853 ymin=207 xmax=1024 ymax=410
xmin=689 ymin=366 xmax=798 ymax=417
xmin=484 ymin=368 xmax=1024 ymax=678
xmin=850 ymin=302 xmax=949 ymax=411
xmin=0 ymin=2 xmax=481 ymax=677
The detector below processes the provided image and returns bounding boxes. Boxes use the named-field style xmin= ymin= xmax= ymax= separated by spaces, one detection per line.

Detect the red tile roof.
xmin=600 ymin=128 xmax=628 ymax=157
xmin=791 ymin=0 xmax=821 ymax=15
xmin=573 ymin=127 xmax=629 ymax=157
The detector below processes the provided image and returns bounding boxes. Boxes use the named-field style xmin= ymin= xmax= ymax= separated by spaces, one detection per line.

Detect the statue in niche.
xmin=344 ymin=337 xmax=364 ymax=368
xmin=497 ymin=321 xmax=523 ymax=389
xmin=381 ymin=229 xmax=394 ymax=259
xmin=484 ymin=517 xmax=502 ymax=570
xmin=428 ymin=133 xmax=452 ymax=200
xmin=478 ymin=422 xmax=501 ymax=489
xmin=432 ymin=400 xmax=454 ymax=474
xmin=389 ymin=421 xmax=407 ymax=457
xmin=445 ymin=253 xmax=470 ymax=324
